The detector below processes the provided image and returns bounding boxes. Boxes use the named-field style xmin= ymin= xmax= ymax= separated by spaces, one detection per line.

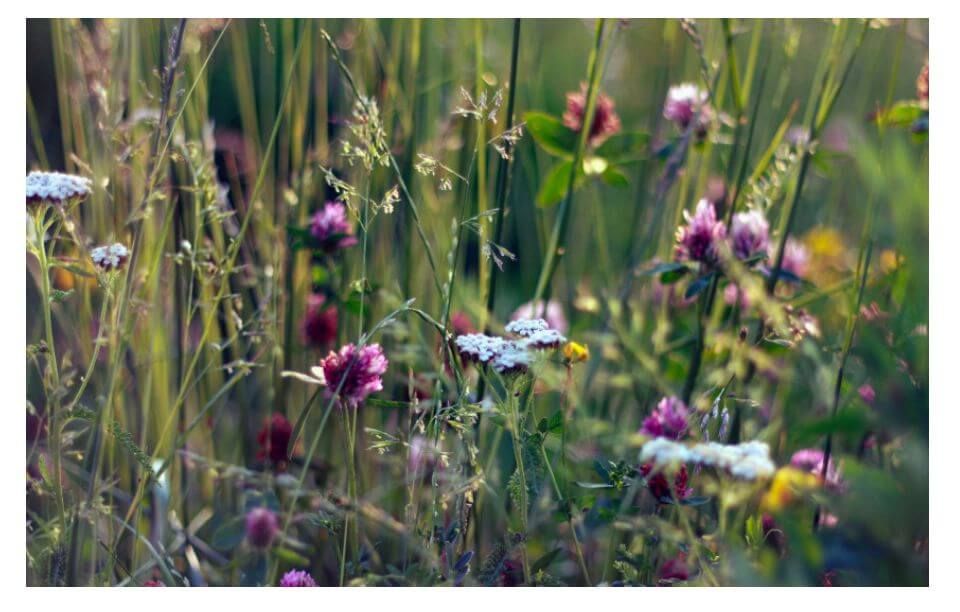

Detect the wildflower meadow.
xmin=24 ymin=17 xmax=930 ymax=588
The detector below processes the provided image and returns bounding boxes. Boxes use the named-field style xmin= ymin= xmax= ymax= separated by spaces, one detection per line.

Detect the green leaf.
xmin=684 ymin=274 xmax=714 ymax=300
xmin=273 ymin=546 xmax=310 ymax=567
xmin=600 ymin=165 xmax=629 ymax=188
xmin=575 ymin=481 xmax=614 ymax=489
xmin=49 ymin=289 xmax=74 ymax=304
xmin=536 ymin=160 xmax=586 ymax=208
xmin=875 ymin=101 xmax=926 ymax=128
xmin=524 ymin=111 xmax=577 ymax=158
xmin=593 ymin=131 xmax=649 ymax=163
xmin=643 ymin=261 xmax=690 ymax=285
xmin=545 ymin=410 xmax=564 ymax=435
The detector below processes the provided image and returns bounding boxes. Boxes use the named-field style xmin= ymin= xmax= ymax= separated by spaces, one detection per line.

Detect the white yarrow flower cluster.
xmin=91 ymin=243 xmax=130 ymax=272
xmin=639 ymin=437 xmax=693 ymax=468
xmin=506 ymin=317 xmax=566 ymax=349
xmin=26 ymin=171 xmax=92 ymax=206
xmin=491 ymin=342 xmax=534 ymax=375
xmin=505 ymin=318 xmax=549 ymax=337
xmin=455 ymin=334 xmax=506 ymax=364
xmin=640 ymin=438 xmax=776 ymax=481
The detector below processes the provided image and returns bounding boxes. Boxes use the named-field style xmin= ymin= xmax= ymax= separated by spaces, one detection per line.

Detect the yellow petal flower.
xmin=563 ymin=341 xmax=590 ymax=364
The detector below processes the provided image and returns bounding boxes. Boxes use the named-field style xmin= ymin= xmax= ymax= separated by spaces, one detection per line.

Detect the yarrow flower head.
xmin=90 ymin=243 xmax=130 ymax=272
xmin=455 ymin=333 xmax=506 ymax=365
xmin=310 ymin=201 xmax=358 ymax=251
xmin=640 ymin=396 xmax=690 ymax=440
xmin=562 ymin=83 xmax=622 ymax=148
xmin=256 ymin=413 xmax=293 ymax=468
xmin=245 ymin=507 xmax=279 ymax=549
xmin=279 ymin=569 xmax=317 ymax=587
xmin=675 ymin=199 xmax=727 ymax=265
xmin=640 ymin=438 xmax=777 ymax=482
xmin=491 ymin=341 xmax=534 ymax=376
xmin=26 ymin=171 xmax=92 ymax=208
xmin=301 ymin=293 xmax=339 ymax=350
xmin=511 ymin=300 xmax=568 ymax=334
xmin=506 ymin=318 xmax=566 ymax=349
xmin=663 ymin=83 xmax=708 ymax=129
xmin=729 ymin=209 xmax=770 ymax=261
xmin=690 ymin=440 xmax=777 ymax=480
xmin=319 ymin=343 xmax=388 ymax=407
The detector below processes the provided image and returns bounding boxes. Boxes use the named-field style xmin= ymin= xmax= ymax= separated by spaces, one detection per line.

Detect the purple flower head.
xmin=310 ymin=201 xmax=358 ymax=251
xmin=510 ymin=300 xmax=568 ymax=334
xmin=658 ymin=554 xmax=691 ymax=583
xmin=663 ymin=83 xmax=708 ymax=129
xmin=301 ymin=293 xmax=339 ymax=350
xmin=563 ymin=83 xmax=623 ymax=148
xmin=723 ymin=283 xmax=751 ymax=309
xmin=245 ymin=507 xmax=279 ymax=549
xmin=917 ymin=60 xmax=929 ymax=104
xmin=320 ymin=343 xmax=388 ymax=407
xmin=675 ymin=199 xmax=727 ymax=265
xmin=279 ymin=569 xmax=317 ymax=587
xmin=781 ymin=237 xmax=810 ymax=279
xmin=640 ymin=396 xmax=690 ymax=440
xmin=786 ymin=126 xmax=811 ymax=148
xmin=730 ymin=209 xmax=770 ymax=262
xmin=858 ymin=383 xmax=876 ymax=405
xmin=790 ymin=448 xmax=843 ymax=491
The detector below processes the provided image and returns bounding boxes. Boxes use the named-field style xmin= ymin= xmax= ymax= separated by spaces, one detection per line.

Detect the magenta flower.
xmin=640 ymin=396 xmax=690 ymax=440
xmin=510 ymin=300 xmax=568 ymax=334
xmin=640 ymin=463 xmax=691 ymax=502
xmin=675 ymin=199 xmax=727 ymax=265
xmin=858 ymin=383 xmax=876 ymax=405
xmin=310 ymin=201 xmax=358 ymax=251
xmin=663 ymin=83 xmax=707 ymax=129
xmin=245 ymin=507 xmax=279 ymax=549
xmin=657 ymin=554 xmax=691 ymax=583
xmin=781 ymin=237 xmax=810 ymax=279
xmin=562 ymin=83 xmax=622 ymax=148
xmin=729 ymin=209 xmax=770 ymax=262
xmin=790 ymin=448 xmax=843 ymax=491
xmin=723 ymin=283 xmax=750 ymax=309
xmin=279 ymin=569 xmax=317 ymax=587
xmin=320 ymin=343 xmax=388 ymax=407
xmin=301 ymin=293 xmax=339 ymax=350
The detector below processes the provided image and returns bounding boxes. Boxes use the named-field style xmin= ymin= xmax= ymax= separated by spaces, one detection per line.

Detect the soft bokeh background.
xmin=26 ymin=19 xmax=928 ymax=586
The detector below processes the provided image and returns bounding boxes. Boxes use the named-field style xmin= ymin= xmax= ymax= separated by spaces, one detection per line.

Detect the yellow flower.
xmin=563 ymin=341 xmax=590 ymax=364
xmin=760 ymin=467 xmax=820 ymax=513
xmin=879 ymin=249 xmax=904 ymax=274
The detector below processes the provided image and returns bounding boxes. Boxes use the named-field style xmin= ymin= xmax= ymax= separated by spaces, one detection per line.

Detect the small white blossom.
xmin=639 ymin=438 xmax=692 ymax=468
xmin=505 ymin=318 xmax=549 ymax=337
xmin=640 ymin=439 xmax=776 ymax=482
xmin=90 ymin=243 xmax=130 ymax=272
xmin=26 ymin=171 xmax=92 ymax=207
xmin=455 ymin=333 xmax=506 ymax=364
xmin=524 ymin=328 xmax=567 ymax=350
xmin=491 ymin=341 xmax=533 ymax=375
